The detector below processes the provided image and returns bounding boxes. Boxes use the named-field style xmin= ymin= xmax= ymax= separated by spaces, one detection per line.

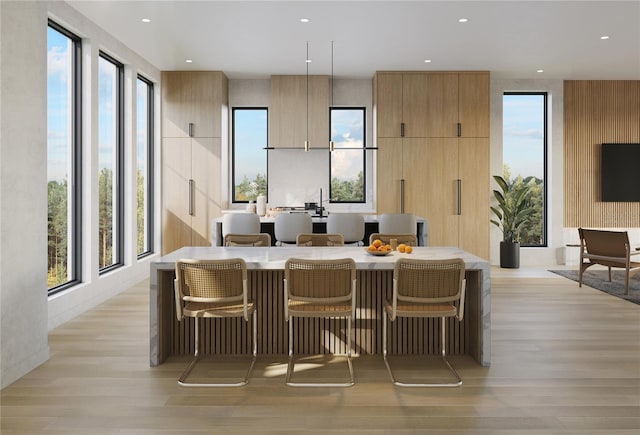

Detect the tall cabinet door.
xmin=425 ymin=73 xmax=459 ymax=138
xmin=376 ymin=73 xmax=403 ymax=138
xmin=162 ymin=138 xmax=193 ymax=254
xmin=404 ymin=138 xmax=459 ymax=247
xmin=458 ymin=73 xmax=490 ymax=138
xmin=459 ymin=138 xmax=490 ymax=259
xmin=402 ymin=74 xmax=428 ymax=138
xmin=376 ymin=138 xmax=404 ymax=213
xmin=191 ymin=137 xmax=222 ymax=247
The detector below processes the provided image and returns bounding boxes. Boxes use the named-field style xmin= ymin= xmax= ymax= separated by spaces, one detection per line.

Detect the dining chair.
xmin=326 ymin=213 xmax=365 ymax=246
xmin=174 ymin=258 xmax=257 ymax=387
xmin=284 ymin=257 xmax=357 ymax=387
xmin=296 ymin=233 xmax=344 ymax=247
xmin=383 ymin=257 xmax=466 ymax=387
xmin=369 ymin=233 xmax=417 ymax=246
xmin=224 ymin=233 xmax=271 ymax=247
xmin=274 ymin=213 xmax=312 ymax=246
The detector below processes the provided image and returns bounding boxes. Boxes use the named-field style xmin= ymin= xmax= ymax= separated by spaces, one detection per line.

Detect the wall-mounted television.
xmin=601 ymin=143 xmax=640 ymax=202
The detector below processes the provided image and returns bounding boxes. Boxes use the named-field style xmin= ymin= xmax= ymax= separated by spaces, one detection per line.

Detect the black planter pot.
xmin=500 ymin=241 xmax=520 ymax=268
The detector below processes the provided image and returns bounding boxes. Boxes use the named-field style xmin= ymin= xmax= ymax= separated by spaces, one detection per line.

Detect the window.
xmin=330 ymin=107 xmax=365 ymax=203
xmin=47 ymin=21 xmax=82 ymax=294
xmin=502 ymin=92 xmax=547 ymax=246
xmin=232 ymin=108 xmax=267 ymax=202
xmin=98 ymin=52 xmax=124 ymax=271
xmin=136 ymin=75 xmax=154 ymax=257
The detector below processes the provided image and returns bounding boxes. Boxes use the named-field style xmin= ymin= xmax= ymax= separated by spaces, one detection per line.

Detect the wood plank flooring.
xmin=2 ymin=269 xmax=639 ymax=434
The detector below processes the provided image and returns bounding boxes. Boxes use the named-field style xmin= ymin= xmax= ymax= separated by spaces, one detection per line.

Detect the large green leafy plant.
xmin=490 ymin=175 xmax=536 ymax=243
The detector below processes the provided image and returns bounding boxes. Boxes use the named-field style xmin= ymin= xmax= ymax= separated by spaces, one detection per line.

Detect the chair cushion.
xmin=384 ymin=300 xmax=457 ymax=318
xmin=287 ymin=300 xmax=352 ymax=318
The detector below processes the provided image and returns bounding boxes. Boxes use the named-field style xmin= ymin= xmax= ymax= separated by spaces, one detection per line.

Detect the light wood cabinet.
xmin=269 ymin=75 xmax=329 ymax=148
xmin=374 ymin=71 xmax=490 ymax=258
xmin=161 ymin=71 xmax=227 ymax=254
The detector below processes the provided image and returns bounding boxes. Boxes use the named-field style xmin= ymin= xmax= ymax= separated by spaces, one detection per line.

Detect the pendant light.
xmin=304 ymin=40 xmax=310 ymax=152
xmin=329 ymin=40 xmax=335 ymax=152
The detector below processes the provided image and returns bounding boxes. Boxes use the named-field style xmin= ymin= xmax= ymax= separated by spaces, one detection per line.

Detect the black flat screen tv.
xmin=601 ymin=143 xmax=640 ymax=202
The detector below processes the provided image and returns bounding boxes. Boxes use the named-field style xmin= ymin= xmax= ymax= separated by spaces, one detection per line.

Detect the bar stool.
xmin=379 ymin=213 xmax=416 ymax=234
xmin=174 ymin=258 xmax=257 ymax=387
xmin=326 ymin=213 xmax=365 ymax=246
xmin=284 ymin=258 xmax=356 ymax=387
xmin=274 ymin=213 xmax=312 ymax=246
xmin=222 ymin=213 xmax=260 ymax=238
xmin=383 ymin=258 xmax=466 ymax=387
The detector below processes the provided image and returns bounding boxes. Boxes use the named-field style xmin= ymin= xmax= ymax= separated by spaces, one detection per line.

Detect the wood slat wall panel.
xmin=564 ymin=80 xmax=640 ymax=227
xmin=163 ymin=269 xmax=480 ymax=359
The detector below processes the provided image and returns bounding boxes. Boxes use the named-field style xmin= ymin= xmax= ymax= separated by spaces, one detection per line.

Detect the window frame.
xmin=503 ymin=91 xmax=548 ymax=247
xmin=98 ymin=51 xmax=125 ymax=273
xmin=136 ymin=74 xmax=154 ymax=259
xmin=47 ymin=20 xmax=83 ymax=296
xmin=231 ymin=107 xmax=269 ymax=203
xmin=329 ymin=106 xmax=366 ymax=204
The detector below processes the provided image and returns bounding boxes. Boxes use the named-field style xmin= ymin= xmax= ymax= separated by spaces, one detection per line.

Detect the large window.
xmin=330 ymin=107 xmax=365 ymax=202
xmin=136 ymin=76 xmax=154 ymax=257
xmin=232 ymin=108 xmax=267 ymax=202
xmin=98 ymin=53 xmax=124 ymax=271
xmin=502 ymin=92 xmax=547 ymax=246
xmin=47 ymin=21 xmax=82 ymax=294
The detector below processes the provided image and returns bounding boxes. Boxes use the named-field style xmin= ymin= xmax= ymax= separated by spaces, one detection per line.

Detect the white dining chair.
xmin=274 ymin=213 xmax=313 ymax=246
xmin=326 ymin=213 xmax=365 ymax=246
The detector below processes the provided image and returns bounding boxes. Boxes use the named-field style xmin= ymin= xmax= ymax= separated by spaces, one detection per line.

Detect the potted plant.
xmin=490 ymin=175 xmax=535 ymax=268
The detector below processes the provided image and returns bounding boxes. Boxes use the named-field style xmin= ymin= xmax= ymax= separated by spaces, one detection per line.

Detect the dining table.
xmin=149 ymin=245 xmax=491 ymax=367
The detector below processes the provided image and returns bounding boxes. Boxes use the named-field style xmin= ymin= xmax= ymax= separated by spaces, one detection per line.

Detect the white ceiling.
xmin=65 ymin=0 xmax=640 ymax=80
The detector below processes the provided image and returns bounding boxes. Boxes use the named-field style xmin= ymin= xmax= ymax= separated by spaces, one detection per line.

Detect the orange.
xmin=368 ymin=245 xmax=377 ymax=251
xmin=372 ymin=239 xmax=383 ymax=248
xmin=384 ymin=244 xmax=391 ymax=251
xmin=397 ymin=243 xmax=406 ymax=253
xmin=405 ymin=245 xmax=413 ymax=254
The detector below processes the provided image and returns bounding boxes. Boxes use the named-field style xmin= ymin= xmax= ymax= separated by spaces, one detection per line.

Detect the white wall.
xmin=490 ymin=78 xmax=565 ymax=266
xmin=227 ymin=77 xmax=375 ymax=212
xmin=0 ymin=1 xmax=161 ymax=388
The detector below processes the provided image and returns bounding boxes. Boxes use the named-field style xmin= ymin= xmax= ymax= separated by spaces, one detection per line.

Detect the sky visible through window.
xmin=502 ymin=94 xmax=544 ymax=179
xmin=47 ymin=27 xmax=71 ymax=182
xmin=331 ymin=108 xmax=364 ymax=180
xmin=234 ymin=109 xmax=267 ymax=182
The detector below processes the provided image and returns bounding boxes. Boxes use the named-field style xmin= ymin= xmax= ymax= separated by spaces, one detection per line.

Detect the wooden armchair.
xmin=578 ymin=228 xmax=640 ymax=295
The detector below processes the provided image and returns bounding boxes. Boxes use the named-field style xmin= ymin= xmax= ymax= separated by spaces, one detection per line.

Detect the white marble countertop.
xmin=153 ymin=246 xmax=487 ymax=271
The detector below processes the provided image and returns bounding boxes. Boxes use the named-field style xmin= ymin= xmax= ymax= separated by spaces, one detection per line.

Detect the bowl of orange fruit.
xmin=366 ymin=239 xmax=393 ymax=256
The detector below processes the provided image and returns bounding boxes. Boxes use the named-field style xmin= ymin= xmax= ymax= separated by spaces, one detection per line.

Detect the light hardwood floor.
xmin=2 ymin=269 xmax=639 ymax=434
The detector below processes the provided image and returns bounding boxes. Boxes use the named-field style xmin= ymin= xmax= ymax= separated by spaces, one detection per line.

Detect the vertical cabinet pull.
xmin=400 ymin=178 xmax=405 ymax=213
xmin=188 ymin=122 xmax=194 ymax=137
xmin=188 ymin=179 xmax=195 ymax=216
xmin=400 ymin=122 xmax=405 ymax=137
xmin=457 ymin=179 xmax=462 ymax=215
xmin=457 ymin=123 xmax=462 ymax=137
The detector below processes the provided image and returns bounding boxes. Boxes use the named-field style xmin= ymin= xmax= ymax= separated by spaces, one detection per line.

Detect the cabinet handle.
xmin=457 ymin=179 xmax=462 ymax=215
xmin=188 ymin=123 xmax=194 ymax=137
xmin=400 ymin=123 xmax=405 ymax=137
xmin=457 ymin=123 xmax=461 ymax=137
xmin=400 ymin=178 xmax=405 ymax=213
xmin=188 ymin=179 xmax=195 ymax=216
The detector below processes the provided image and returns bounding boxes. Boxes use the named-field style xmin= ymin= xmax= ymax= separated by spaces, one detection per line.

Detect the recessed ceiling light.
xmin=141 ymin=18 xmax=151 ymax=23
xmin=300 ymin=18 xmax=310 ymax=23
xmin=600 ymin=35 xmax=610 ymax=40
xmin=306 ymin=59 xmax=312 ymax=63
xmin=458 ymin=18 xmax=469 ymax=23
xmin=185 ymin=59 xmax=193 ymax=63
xmin=424 ymin=59 xmax=432 ymax=63
xmin=537 ymin=69 xmax=544 ymax=73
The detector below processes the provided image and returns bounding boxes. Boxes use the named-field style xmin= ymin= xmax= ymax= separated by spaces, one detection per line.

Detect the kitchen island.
xmin=150 ymin=246 xmax=490 ymax=367
xmin=210 ymin=213 xmax=429 ymax=246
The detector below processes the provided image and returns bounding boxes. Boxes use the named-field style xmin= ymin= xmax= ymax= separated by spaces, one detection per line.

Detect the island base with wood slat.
xmin=150 ymin=246 xmax=489 ymax=367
